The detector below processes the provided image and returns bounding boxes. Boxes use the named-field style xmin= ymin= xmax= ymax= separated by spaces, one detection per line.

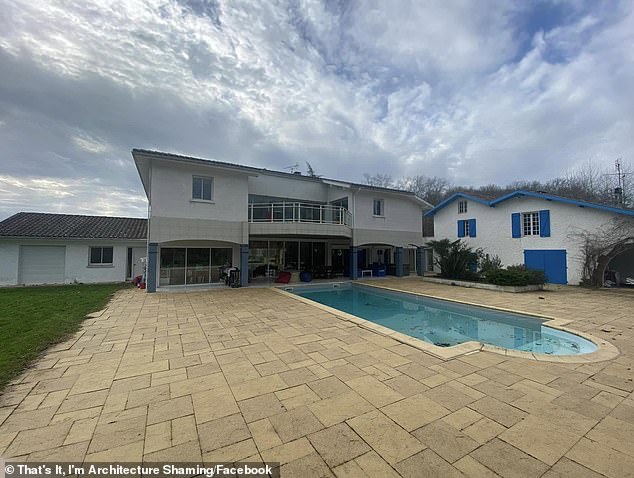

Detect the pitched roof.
xmin=425 ymin=190 xmax=634 ymax=218
xmin=132 ymin=149 xmax=432 ymax=207
xmin=0 ymin=212 xmax=147 ymax=240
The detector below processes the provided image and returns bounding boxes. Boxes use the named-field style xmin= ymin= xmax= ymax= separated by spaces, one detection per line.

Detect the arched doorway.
xmin=606 ymin=245 xmax=634 ymax=287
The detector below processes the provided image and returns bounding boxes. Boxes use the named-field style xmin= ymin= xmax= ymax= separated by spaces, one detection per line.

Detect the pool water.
xmin=292 ymin=284 xmax=596 ymax=355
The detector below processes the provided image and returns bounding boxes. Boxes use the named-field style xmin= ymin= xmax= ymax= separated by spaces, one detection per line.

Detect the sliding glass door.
xmin=159 ymin=247 xmax=232 ymax=286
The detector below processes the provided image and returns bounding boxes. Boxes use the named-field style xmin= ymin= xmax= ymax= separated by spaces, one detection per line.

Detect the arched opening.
xmin=605 ymin=244 xmax=634 ymax=287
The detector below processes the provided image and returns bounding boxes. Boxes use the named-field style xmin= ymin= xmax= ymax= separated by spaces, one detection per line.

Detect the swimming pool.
xmin=290 ymin=283 xmax=597 ymax=355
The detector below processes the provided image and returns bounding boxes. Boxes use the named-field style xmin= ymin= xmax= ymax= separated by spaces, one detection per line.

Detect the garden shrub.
xmin=427 ymin=239 xmax=480 ymax=280
xmin=485 ymin=266 xmax=545 ymax=286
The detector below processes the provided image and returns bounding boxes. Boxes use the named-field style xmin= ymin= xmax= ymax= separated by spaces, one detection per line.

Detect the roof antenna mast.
xmin=605 ymin=158 xmax=630 ymax=207
xmin=283 ymin=163 xmax=300 ymax=174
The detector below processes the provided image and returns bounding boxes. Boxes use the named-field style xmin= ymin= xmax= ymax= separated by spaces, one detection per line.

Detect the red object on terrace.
xmin=275 ymin=271 xmax=292 ymax=284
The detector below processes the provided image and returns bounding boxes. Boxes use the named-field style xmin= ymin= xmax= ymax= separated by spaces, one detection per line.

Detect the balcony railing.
xmin=248 ymin=202 xmax=352 ymax=227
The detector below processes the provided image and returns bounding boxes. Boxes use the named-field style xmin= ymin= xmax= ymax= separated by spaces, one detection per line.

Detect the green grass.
xmin=0 ymin=283 xmax=129 ymax=390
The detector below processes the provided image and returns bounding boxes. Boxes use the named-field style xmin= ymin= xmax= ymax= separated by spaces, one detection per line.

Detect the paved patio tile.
xmin=308 ymin=376 xmax=351 ymax=399
xmin=238 ymin=392 xmax=286 ymax=423
xmin=197 ymin=413 xmax=251 ymax=453
xmin=542 ymin=457 xmax=605 ymax=478
xmin=566 ymin=437 xmax=634 ymax=478
xmin=394 ymin=449 xmax=465 ymax=478
xmin=309 ymin=391 xmax=374 ymax=427
xmin=260 ymin=437 xmax=315 ymax=465
xmin=280 ymin=452 xmax=335 ymax=478
xmin=1 ymin=280 xmax=633 ymax=476
xmin=345 ymin=375 xmax=404 ymax=407
xmin=470 ymin=438 xmax=550 ymax=478
xmin=347 ymin=410 xmax=425 ymax=465
xmin=307 ymin=423 xmax=370 ymax=467
xmin=468 ymin=396 xmax=527 ymax=428
xmin=412 ymin=420 xmax=480 ymax=463
xmin=383 ymin=374 xmax=429 ymax=397
xmin=381 ymin=393 xmax=450 ymax=431
xmin=147 ymin=395 xmax=193 ymax=425
xmin=268 ymin=406 xmax=324 ymax=443
xmin=248 ymin=418 xmax=283 ymax=452
xmin=499 ymin=414 xmax=583 ymax=465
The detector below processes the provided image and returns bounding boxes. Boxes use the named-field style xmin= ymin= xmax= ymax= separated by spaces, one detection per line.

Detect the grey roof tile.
xmin=0 ymin=212 xmax=147 ymax=240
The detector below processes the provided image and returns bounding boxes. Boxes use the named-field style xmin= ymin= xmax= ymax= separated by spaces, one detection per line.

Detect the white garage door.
xmin=20 ymin=246 xmax=66 ymax=284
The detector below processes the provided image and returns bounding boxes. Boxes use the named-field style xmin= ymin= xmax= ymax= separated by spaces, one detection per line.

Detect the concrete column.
xmin=349 ymin=246 xmax=359 ymax=280
xmin=240 ymin=244 xmax=249 ymax=287
xmin=395 ymin=246 xmax=404 ymax=277
xmin=416 ymin=247 xmax=425 ymax=276
xmin=146 ymin=243 xmax=158 ymax=293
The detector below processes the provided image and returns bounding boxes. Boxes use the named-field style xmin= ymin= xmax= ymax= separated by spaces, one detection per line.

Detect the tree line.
xmin=364 ymin=161 xmax=634 ymax=208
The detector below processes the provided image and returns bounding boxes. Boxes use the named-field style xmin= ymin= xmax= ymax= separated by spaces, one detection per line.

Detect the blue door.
xmin=524 ymin=250 xmax=567 ymax=284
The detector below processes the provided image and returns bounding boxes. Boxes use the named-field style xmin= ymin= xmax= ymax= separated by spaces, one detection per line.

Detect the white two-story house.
xmin=133 ymin=149 xmax=431 ymax=292
xmin=425 ymin=190 xmax=634 ymax=285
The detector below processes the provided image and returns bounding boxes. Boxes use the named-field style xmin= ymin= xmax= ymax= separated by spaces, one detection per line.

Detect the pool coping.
xmin=273 ymin=282 xmax=620 ymax=363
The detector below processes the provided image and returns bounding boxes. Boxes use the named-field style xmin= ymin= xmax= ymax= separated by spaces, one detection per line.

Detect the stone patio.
xmin=1 ymin=278 xmax=633 ymax=477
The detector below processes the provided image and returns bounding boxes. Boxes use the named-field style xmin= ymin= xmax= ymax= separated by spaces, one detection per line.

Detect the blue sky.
xmin=0 ymin=0 xmax=633 ymax=218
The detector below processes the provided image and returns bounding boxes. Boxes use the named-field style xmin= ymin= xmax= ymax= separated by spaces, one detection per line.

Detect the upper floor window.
xmin=458 ymin=200 xmax=467 ymax=214
xmin=192 ymin=176 xmax=214 ymax=201
xmin=522 ymin=212 xmax=540 ymax=236
xmin=373 ymin=199 xmax=384 ymax=217
xmin=90 ymin=247 xmax=113 ymax=265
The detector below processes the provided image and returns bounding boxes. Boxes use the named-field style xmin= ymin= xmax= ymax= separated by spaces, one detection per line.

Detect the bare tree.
xmin=396 ymin=176 xmax=450 ymax=205
xmin=363 ymin=173 xmax=394 ymax=188
xmin=363 ymin=157 xmax=634 ymax=207
xmin=569 ymin=217 xmax=634 ymax=286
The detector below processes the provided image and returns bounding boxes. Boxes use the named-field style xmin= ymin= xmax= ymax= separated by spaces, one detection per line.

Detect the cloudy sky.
xmin=1 ymin=0 xmax=633 ymax=219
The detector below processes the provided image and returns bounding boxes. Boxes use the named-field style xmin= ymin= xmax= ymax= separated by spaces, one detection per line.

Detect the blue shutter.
xmin=457 ymin=220 xmax=465 ymax=238
xmin=539 ymin=210 xmax=550 ymax=237
xmin=468 ymin=219 xmax=476 ymax=238
xmin=511 ymin=213 xmax=521 ymax=238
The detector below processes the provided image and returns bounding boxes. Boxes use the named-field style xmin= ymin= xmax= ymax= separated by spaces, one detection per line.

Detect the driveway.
xmin=1 ymin=278 xmax=633 ymax=477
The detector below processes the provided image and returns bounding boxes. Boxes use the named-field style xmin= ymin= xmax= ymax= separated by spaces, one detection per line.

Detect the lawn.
xmin=0 ymin=283 xmax=129 ymax=390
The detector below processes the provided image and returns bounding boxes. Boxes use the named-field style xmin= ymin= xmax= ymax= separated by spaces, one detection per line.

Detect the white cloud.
xmin=0 ymin=0 xmax=633 ymax=218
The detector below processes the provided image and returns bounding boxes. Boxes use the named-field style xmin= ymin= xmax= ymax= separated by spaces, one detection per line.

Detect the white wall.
xmin=248 ymin=173 xmax=329 ymax=202
xmin=430 ymin=196 xmax=621 ymax=284
xmin=0 ymin=239 xmax=145 ymax=285
xmin=150 ymin=161 xmax=250 ymax=221
xmin=0 ymin=242 xmax=19 ymax=285
xmin=353 ymin=189 xmax=423 ymax=233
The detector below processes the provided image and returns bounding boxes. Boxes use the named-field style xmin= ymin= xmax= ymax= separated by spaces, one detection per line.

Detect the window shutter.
xmin=539 ymin=210 xmax=550 ymax=237
xmin=457 ymin=220 xmax=465 ymax=238
xmin=511 ymin=213 xmax=521 ymax=238
xmin=468 ymin=219 xmax=476 ymax=237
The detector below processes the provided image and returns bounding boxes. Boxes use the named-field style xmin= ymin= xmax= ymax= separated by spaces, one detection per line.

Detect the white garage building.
xmin=0 ymin=212 xmax=147 ymax=286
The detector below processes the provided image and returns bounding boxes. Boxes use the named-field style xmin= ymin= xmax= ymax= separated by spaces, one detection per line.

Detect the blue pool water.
xmin=292 ymin=284 xmax=596 ymax=355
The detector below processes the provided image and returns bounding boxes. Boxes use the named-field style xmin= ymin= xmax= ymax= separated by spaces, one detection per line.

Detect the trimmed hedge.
xmin=485 ymin=268 xmax=545 ymax=286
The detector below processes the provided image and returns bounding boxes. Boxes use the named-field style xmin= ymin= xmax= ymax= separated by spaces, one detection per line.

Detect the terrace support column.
xmin=146 ymin=243 xmax=158 ymax=293
xmin=416 ymin=247 xmax=425 ymax=276
xmin=240 ymin=244 xmax=249 ymax=287
xmin=395 ymin=246 xmax=404 ymax=277
xmin=350 ymin=246 xmax=359 ymax=280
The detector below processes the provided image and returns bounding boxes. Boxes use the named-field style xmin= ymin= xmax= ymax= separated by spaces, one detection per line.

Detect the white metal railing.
xmin=248 ymin=202 xmax=352 ymax=227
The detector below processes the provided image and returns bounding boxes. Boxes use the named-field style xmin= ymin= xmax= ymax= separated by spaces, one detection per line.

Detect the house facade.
xmin=425 ymin=191 xmax=634 ymax=285
xmin=0 ymin=213 xmax=147 ymax=286
xmin=133 ymin=149 xmax=431 ymax=292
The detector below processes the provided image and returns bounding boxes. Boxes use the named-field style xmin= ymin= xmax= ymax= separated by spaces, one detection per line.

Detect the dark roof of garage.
xmin=0 ymin=212 xmax=147 ymax=240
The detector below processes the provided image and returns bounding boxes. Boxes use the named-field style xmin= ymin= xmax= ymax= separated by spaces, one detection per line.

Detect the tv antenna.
xmin=284 ymin=163 xmax=300 ymax=174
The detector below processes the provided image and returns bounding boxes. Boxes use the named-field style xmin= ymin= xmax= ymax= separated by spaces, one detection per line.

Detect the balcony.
xmin=248 ymin=202 xmax=352 ymax=237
